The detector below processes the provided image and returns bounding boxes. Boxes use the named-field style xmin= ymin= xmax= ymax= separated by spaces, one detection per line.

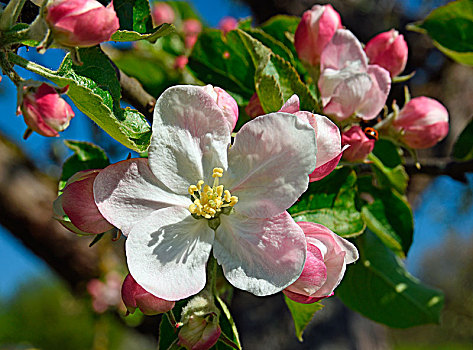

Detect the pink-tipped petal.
xmin=356 ymin=65 xmax=391 ymax=120
xmin=223 ymin=113 xmax=316 ymax=218
xmin=213 ymin=211 xmax=306 ymax=296
xmin=126 ymin=206 xmax=214 ymax=301
xmin=279 ymin=95 xmax=300 ymax=114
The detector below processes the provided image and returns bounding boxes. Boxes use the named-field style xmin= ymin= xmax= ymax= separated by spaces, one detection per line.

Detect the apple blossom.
xmin=294 ymin=4 xmax=342 ymax=66
xmin=121 ymin=274 xmax=175 ymax=315
xmin=87 ymin=272 xmax=123 ymax=313
xmin=94 ymin=85 xmax=317 ymax=301
xmin=45 ymin=0 xmax=119 ymax=48
xmin=392 ymin=97 xmax=449 ymax=149
xmin=341 ymin=125 xmax=376 ymax=162
xmin=152 ymin=2 xmax=175 ymax=27
xmin=319 ymin=29 xmax=391 ymax=121
xmin=174 ymin=55 xmax=189 ymax=70
xmin=18 ymin=83 xmax=74 ymax=137
xmin=182 ymin=19 xmax=202 ymax=49
xmin=365 ymin=29 xmax=408 ymax=78
xmin=283 ymin=222 xmax=358 ymax=304
xmin=201 ymin=85 xmax=239 ymax=130
xmin=219 ymin=16 xmax=238 ymax=34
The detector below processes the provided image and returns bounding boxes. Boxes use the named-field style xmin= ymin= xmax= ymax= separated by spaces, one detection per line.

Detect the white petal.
xmin=126 ymin=206 xmax=214 ymax=301
xmin=320 ymin=29 xmax=368 ymax=71
xmin=148 ymin=85 xmax=231 ymax=194
xmin=223 ymin=113 xmax=316 ymax=218
xmin=213 ymin=211 xmax=306 ymax=296
xmin=94 ymin=158 xmax=189 ymax=236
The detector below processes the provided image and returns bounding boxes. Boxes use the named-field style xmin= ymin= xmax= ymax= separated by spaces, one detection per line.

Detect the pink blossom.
xmin=392 ymin=97 xmax=449 ymax=149
xmin=319 ymin=29 xmax=391 ymax=121
xmin=284 ymin=222 xmax=358 ymax=304
xmin=183 ymin=19 xmax=202 ymax=49
xmin=365 ymin=29 xmax=408 ymax=78
xmin=45 ymin=0 xmax=119 ymax=48
xmin=94 ymin=85 xmax=317 ymax=301
xmin=201 ymin=85 xmax=239 ymax=130
xmin=174 ymin=55 xmax=189 ymax=70
xmin=341 ymin=125 xmax=375 ymax=162
xmin=294 ymin=4 xmax=342 ymax=66
xmin=121 ymin=274 xmax=175 ymax=315
xmin=18 ymin=83 xmax=74 ymax=137
xmin=219 ymin=16 xmax=238 ymax=34
xmin=55 ymin=169 xmax=114 ymax=234
xmin=87 ymin=272 xmax=123 ymax=313
xmin=152 ymin=2 xmax=175 ymax=26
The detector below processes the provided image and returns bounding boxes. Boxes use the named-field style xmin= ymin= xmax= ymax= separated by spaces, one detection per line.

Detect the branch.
xmin=406 ymin=157 xmax=473 ymax=183
xmin=118 ymin=69 xmax=156 ymax=122
xmin=0 ymin=132 xmax=100 ymax=291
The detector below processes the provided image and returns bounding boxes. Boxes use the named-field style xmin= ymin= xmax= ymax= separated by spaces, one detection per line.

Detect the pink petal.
xmin=213 ymin=211 xmax=307 ymax=296
xmin=222 ymin=113 xmax=316 ymax=218
xmin=148 ymin=85 xmax=231 ymax=195
xmin=126 ymin=206 xmax=214 ymax=301
xmin=356 ymin=65 xmax=391 ymax=120
xmin=279 ymin=95 xmax=300 ymax=114
xmin=94 ymin=158 xmax=189 ymax=236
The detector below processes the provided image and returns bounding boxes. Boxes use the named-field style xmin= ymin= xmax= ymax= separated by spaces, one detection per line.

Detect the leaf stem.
xmin=8 ymin=51 xmax=57 ymax=80
xmin=0 ymin=50 xmax=23 ymax=86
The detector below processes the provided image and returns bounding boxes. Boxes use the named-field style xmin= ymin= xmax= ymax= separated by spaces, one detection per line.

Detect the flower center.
xmin=187 ymin=167 xmax=238 ymax=219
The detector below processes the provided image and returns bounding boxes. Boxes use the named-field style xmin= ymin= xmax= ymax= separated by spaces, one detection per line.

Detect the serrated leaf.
xmin=114 ymin=0 xmax=153 ymax=34
xmin=336 ymin=231 xmax=444 ymax=328
xmin=111 ymin=23 xmax=175 ymax=42
xmin=358 ymin=176 xmax=413 ymax=257
xmin=369 ymin=153 xmax=408 ymax=194
xmin=289 ymin=167 xmax=365 ymax=237
xmin=260 ymin=15 xmax=300 ymax=58
xmin=59 ymin=140 xmax=109 ymax=191
xmin=409 ymin=0 xmax=473 ymax=66
xmin=11 ymin=48 xmax=151 ymax=152
xmin=453 ymin=116 xmax=473 ymax=160
xmin=284 ymin=295 xmax=324 ymax=341
xmin=244 ymin=28 xmax=296 ymax=65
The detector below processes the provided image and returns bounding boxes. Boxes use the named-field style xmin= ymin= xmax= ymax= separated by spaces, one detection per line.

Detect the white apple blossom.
xmin=93 ymin=85 xmax=318 ymax=301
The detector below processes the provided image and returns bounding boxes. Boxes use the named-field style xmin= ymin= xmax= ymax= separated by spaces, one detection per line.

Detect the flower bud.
xmin=178 ymin=312 xmax=221 ymax=350
xmin=45 ymin=0 xmax=120 ymax=47
xmin=219 ymin=16 xmax=238 ymax=34
xmin=121 ymin=274 xmax=175 ymax=315
xmin=294 ymin=4 xmax=342 ymax=66
xmin=365 ymin=29 xmax=408 ymax=77
xmin=87 ymin=272 xmax=123 ymax=313
xmin=152 ymin=2 xmax=175 ymax=26
xmin=284 ymin=222 xmax=358 ymax=303
xmin=341 ymin=126 xmax=375 ymax=162
xmin=392 ymin=97 xmax=449 ymax=149
xmin=182 ymin=19 xmax=202 ymax=49
xmin=245 ymin=93 xmax=265 ymax=119
xmin=60 ymin=169 xmax=114 ymax=234
xmin=174 ymin=55 xmax=189 ymax=70
xmin=201 ymin=85 xmax=239 ymax=130
xmin=19 ymin=83 xmax=74 ymax=137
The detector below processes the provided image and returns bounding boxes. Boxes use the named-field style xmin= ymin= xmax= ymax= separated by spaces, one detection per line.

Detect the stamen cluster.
xmin=188 ymin=168 xmax=238 ymax=219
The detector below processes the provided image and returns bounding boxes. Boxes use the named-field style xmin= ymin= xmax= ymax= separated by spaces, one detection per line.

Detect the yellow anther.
xmin=224 ymin=190 xmax=231 ymax=202
xmin=216 ymin=185 xmax=224 ymax=197
xmin=229 ymin=196 xmax=239 ymax=206
xmin=212 ymin=167 xmax=224 ymax=178
xmin=189 ymin=204 xmax=197 ymax=214
xmin=197 ymin=180 xmax=204 ymax=190
xmin=188 ymin=185 xmax=198 ymax=195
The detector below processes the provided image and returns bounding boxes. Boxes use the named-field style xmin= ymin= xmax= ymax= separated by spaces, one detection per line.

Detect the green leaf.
xmin=11 ymin=48 xmax=152 ymax=152
xmin=111 ymin=23 xmax=175 ymax=42
xmin=373 ymin=139 xmax=403 ymax=168
xmin=244 ymin=28 xmax=296 ymax=66
xmin=114 ymin=0 xmax=153 ymax=34
xmin=369 ymin=153 xmax=408 ymax=194
xmin=336 ymin=231 xmax=444 ymax=328
xmin=284 ymin=296 xmax=324 ymax=341
xmin=410 ymin=0 xmax=473 ymax=66
xmin=215 ymin=295 xmax=241 ymax=349
xmin=259 ymin=15 xmax=300 ymax=58
xmin=188 ymin=29 xmax=256 ymax=103
xmin=236 ymin=30 xmax=317 ymax=113
xmin=453 ymin=116 xmax=473 ymax=160
xmin=289 ymin=167 xmax=365 ymax=237
xmin=358 ymin=176 xmax=413 ymax=257
xmin=59 ymin=140 xmax=109 ymax=191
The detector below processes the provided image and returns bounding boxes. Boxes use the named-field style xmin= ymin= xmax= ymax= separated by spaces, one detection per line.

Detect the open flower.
xmin=94 ymin=85 xmax=317 ymax=301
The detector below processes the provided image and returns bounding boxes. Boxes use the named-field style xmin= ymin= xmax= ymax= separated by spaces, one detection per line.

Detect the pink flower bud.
xmin=182 ymin=19 xmax=202 ymax=49
xmin=87 ymin=272 xmax=123 ymax=313
xmin=392 ymin=97 xmax=449 ymax=149
xmin=121 ymin=274 xmax=175 ymax=315
xmin=245 ymin=93 xmax=265 ymax=119
xmin=174 ymin=55 xmax=189 ymax=70
xmin=341 ymin=126 xmax=375 ymax=162
xmin=60 ymin=169 xmax=114 ymax=234
xmin=201 ymin=85 xmax=239 ymax=130
xmin=219 ymin=16 xmax=238 ymax=34
xmin=152 ymin=2 xmax=175 ymax=26
xmin=45 ymin=0 xmax=120 ymax=47
xmin=284 ymin=222 xmax=358 ymax=303
xmin=19 ymin=83 xmax=74 ymax=137
xmin=365 ymin=29 xmax=408 ymax=78
xmin=294 ymin=4 xmax=342 ymax=66
xmin=178 ymin=312 xmax=221 ymax=350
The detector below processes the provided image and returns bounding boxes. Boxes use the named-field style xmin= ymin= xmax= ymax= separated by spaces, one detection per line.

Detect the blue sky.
xmin=1 ymin=0 xmax=472 ymax=298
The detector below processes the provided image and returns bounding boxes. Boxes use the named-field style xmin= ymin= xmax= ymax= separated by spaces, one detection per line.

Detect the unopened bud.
xmin=201 ymin=85 xmax=239 ymax=130
xmin=341 ymin=126 xmax=375 ymax=162
xmin=152 ymin=2 xmax=175 ymax=26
